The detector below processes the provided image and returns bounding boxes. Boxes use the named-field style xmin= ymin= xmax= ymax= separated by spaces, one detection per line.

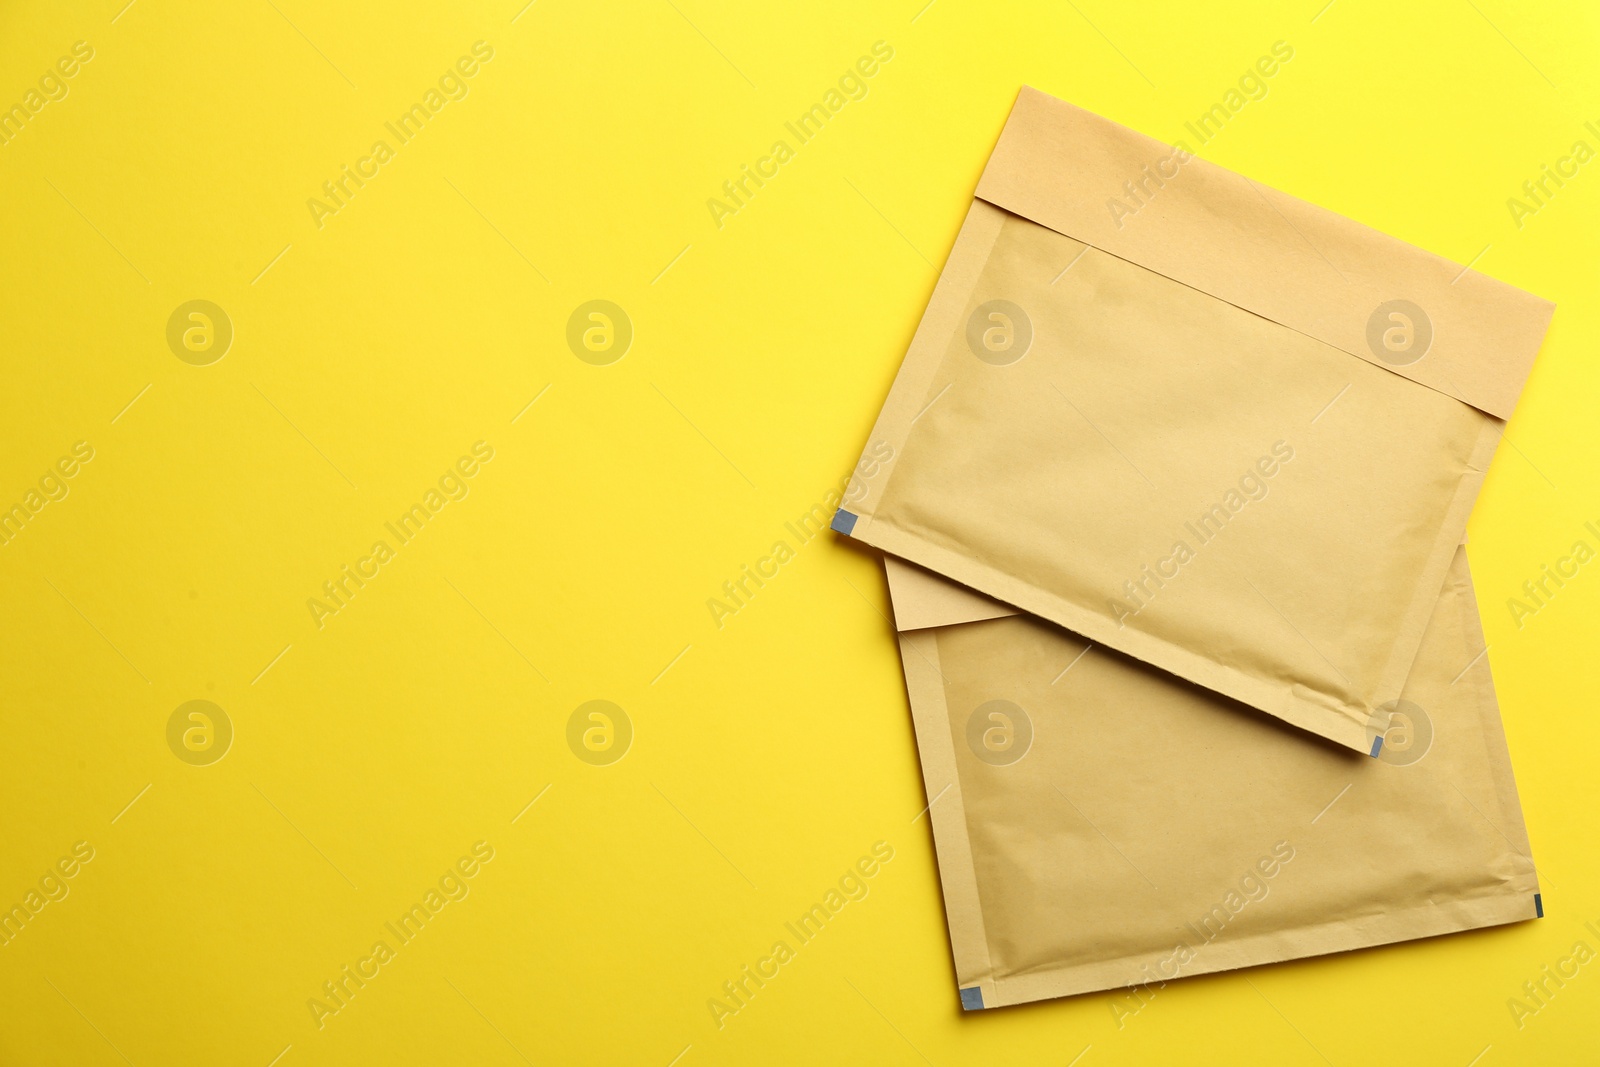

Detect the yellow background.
xmin=0 ymin=0 xmax=1595 ymax=1062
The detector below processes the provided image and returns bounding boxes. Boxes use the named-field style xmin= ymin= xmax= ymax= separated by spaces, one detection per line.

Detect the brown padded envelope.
xmin=889 ymin=548 xmax=1540 ymax=1008
xmin=840 ymin=89 xmax=1555 ymax=751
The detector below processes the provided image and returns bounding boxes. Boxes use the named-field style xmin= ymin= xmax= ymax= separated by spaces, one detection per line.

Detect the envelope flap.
xmin=884 ymin=555 xmax=1020 ymax=630
xmin=973 ymin=87 xmax=1554 ymax=421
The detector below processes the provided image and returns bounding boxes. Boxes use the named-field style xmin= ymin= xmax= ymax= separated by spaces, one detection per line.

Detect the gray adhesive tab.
xmin=959 ymin=986 xmax=984 ymax=1011
xmin=831 ymin=509 xmax=859 ymax=536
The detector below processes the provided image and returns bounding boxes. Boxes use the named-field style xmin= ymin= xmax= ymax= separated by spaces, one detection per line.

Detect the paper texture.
xmin=840 ymin=89 xmax=1554 ymax=752
xmin=892 ymin=547 xmax=1540 ymax=1009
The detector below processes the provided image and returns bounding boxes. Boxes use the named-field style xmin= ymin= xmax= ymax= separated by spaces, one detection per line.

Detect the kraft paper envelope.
xmin=888 ymin=547 xmax=1540 ymax=1009
xmin=835 ymin=87 xmax=1555 ymax=752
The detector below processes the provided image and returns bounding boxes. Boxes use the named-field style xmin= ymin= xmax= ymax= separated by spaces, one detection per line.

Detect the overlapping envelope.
xmin=889 ymin=548 xmax=1538 ymax=1009
xmin=836 ymin=87 xmax=1554 ymax=753
xmin=835 ymin=88 xmax=1550 ymax=1008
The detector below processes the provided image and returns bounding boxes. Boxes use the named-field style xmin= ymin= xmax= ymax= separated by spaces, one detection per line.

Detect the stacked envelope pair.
xmin=833 ymin=88 xmax=1553 ymax=1010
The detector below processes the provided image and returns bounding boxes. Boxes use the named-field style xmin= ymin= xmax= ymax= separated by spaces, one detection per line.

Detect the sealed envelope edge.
xmin=884 ymin=530 xmax=1474 ymax=633
xmin=973 ymin=87 xmax=1554 ymax=421
xmin=896 ymin=624 xmax=999 ymax=1005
